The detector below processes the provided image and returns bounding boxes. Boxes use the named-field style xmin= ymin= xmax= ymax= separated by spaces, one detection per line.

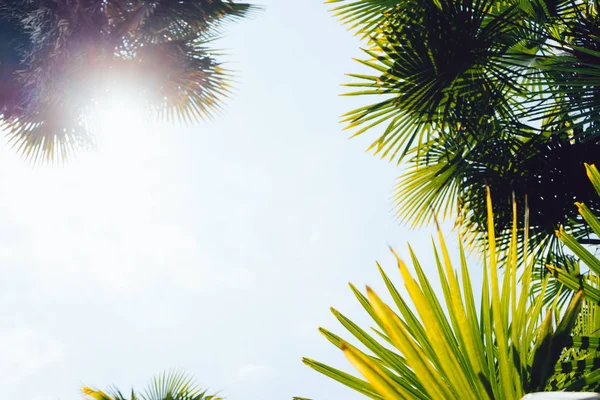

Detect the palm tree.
xmin=329 ymin=0 xmax=600 ymax=262
xmin=0 ymin=0 xmax=255 ymax=161
xmin=82 ymin=370 xmax=222 ymax=400
xmin=301 ymin=180 xmax=600 ymax=399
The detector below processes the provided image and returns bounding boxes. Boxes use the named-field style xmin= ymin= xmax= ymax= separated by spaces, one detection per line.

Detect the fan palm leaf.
xmin=0 ymin=0 xmax=255 ymax=161
xmin=82 ymin=370 xmax=222 ymax=400
xmin=340 ymin=0 xmax=532 ymax=164
xmin=325 ymin=0 xmax=398 ymax=38
xmin=133 ymin=0 xmax=255 ymax=43
xmin=331 ymin=0 xmax=600 ymax=271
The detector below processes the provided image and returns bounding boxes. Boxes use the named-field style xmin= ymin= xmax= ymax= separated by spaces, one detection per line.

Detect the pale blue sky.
xmin=0 ymin=2 xmax=471 ymax=399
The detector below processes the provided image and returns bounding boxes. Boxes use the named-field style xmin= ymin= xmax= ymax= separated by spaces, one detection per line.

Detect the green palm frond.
xmin=531 ymin=252 xmax=579 ymax=309
xmin=301 ymin=188 xmax=598 ymax=399
xmin=549 ymin=164 xmax=600 ymax=294
xmin=325 ymin=0 xmax=398 ymax=38
xmin=392 ymin=125 xmax=524 ymax=228
xmin=525 ymin=1 xmax=600 ymax=140
xmin=530 ymin=163 xmax=600 ymax=389
xmin=0 ymin=110 xmax=96 ymax=163
xmin=133 ymin=40 xmax=233 ymax=123
xmin=454 ymin=135 xmax=600 ymax=261
xmin=136 ymin=0 xmax=257 ymax=43
xmin=340 ymin=0 xmax=530 ymax=164
xmin=391 ymin=97 xmax=600 ymax=272
xmin=331 ymin=0 xmax=600 ymax=259
xmin=83 ymin=370 xmax=222 ymax=400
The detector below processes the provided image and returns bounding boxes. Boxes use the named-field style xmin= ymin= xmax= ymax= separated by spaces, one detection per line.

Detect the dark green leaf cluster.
xmin=332 ymin=0 xmax=600 ymax=262
xmin=300 ymin=165 xmax=600 ymax=398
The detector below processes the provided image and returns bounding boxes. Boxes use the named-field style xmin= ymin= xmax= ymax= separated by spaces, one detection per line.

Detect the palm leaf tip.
xmin=82 ymin=370 xmax=220 ymax=400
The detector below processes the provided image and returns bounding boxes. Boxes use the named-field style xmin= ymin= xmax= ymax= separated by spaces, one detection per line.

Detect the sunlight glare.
xmin=90 ymin=82 xmax=151 ymax=155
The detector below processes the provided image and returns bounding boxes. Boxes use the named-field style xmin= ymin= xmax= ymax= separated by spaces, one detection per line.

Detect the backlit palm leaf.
xmin=301 ymin=188 xmax=599 ymax=399
xmin=82 ymin=370 xmax=222 ymax=400
xmin=340 ymin=0 xmax=529 ymax=164
xmin=133 ymin=0 xmax=256 ymax=43
xmin=549 ymin=164 xmax=600 ymax=301
xmin=528 ymin=163 xmax=600 ymax=389
xmin=331 ymin=0 xmax=600 ymax=262
xmin=325 ymin=0 xmax=398 ymax=38
xmin=0 ymin=0 xmax=255 ymax=161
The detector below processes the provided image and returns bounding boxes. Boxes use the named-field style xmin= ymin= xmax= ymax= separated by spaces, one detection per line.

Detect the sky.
xmin=0 ymin=2 xmax=475 ymax=399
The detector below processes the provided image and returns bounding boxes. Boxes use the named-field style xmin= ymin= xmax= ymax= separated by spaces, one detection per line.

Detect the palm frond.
xmin=340 ymin=0 xmax=529 ymax=165
xmin=325 ymin=0 xmax=398 ymax=38
xmin=136 ymin=0 xmax=258 ymax=43
xmin=82 ymin=370 xmax=222 ymax=400
xmin=301 ymin=188 xmax=595 ymax=399
xmin=132 ymin=40 xmax=233 ymax=123
xmin=330 ymin=0 xmax=600 ymax=261
xmin=0 ymin=0 xmax=254 ymax=161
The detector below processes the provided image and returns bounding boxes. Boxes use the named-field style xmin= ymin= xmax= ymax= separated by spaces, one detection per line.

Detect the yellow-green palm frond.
xmin=549 ymin=164 xmax=600 ymax=314
xmin=301 ymin=188 xmax=598 ymax=399
xmin=82 ymin=370 xmax=222 ymax=400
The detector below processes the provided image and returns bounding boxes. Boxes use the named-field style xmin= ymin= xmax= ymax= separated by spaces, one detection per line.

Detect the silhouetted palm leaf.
xmin=325 ymin=0 xmax=398 ymax=38
xmin=331 ymin=0 xmax=600 ymax=269
xmin=341 ymin=0 xmax=532 ymax=164
xmin=0 ymin=0 xmax=255 ymax=161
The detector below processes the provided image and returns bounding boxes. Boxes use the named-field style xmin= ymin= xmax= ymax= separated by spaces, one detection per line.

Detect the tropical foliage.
xmin=301 ymin=184 xmax=600 ymax=399
xmin=0 ymin=0 xmax=255 ymax=161
xmin=543 ymin=163 xmax=600 ymax=390
xmin=329 ymin=0 xmax=600 ymax=261
xmin=82 ymin=371 xmax=222 ymax=400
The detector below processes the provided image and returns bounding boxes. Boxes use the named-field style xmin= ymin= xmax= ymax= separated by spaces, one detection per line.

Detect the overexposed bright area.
xmin=0 ymin=1 xmax=463 ymax=399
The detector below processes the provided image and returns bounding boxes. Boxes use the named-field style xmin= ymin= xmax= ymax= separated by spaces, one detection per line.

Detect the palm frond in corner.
xmin=0 ymin=0 xmax=257 ymax=162
xmin=301 ymin=188 xmax=600 ymax=398
xmin=82 ymin=370 xmax=223 ymax=400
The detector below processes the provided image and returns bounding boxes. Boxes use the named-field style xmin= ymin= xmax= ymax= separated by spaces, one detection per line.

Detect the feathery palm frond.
xmin=82 ymin=370 xmax=222 ymax=400
xmin=301 ymin=188 xmax=600 ymax=398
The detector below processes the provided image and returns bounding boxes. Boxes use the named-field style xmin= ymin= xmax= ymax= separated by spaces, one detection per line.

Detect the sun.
xmin=97 ymin=97 xmax=144 ymax=140
xmin=67 ymin=79 xmax=167 ymax=188
xmin=90 ymin=83 xmax=149 ymax=153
